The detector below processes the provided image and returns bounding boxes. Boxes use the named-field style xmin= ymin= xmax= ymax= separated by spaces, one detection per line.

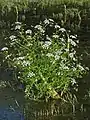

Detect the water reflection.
xmin=0 ymin=86 xmax=90 ymax=120
xmin=0 ymin=87 xmax=24 ymax=120
xmin=25 ymin=98 xmax=90 ymax=120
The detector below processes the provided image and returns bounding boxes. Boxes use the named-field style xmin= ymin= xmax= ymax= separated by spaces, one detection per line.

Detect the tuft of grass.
xmin=0 ymin=0 xmax=89 ymax=9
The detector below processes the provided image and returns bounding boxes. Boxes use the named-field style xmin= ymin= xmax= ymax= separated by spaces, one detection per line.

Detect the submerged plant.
xmin=5 ymin=19 xmax=88 ymax=101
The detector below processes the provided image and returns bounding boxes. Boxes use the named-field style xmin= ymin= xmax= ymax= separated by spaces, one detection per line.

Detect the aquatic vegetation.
xmin=0 ymin=0 xmax=89 ymax=36
xmin=4 ymin=18 xmax=88 ymax=101
xmin=0 ymin=0 xmax=89 ymax=28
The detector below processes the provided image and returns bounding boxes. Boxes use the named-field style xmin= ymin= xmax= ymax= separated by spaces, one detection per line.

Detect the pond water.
xmin=0 ymin=83 xmax=90 ymax=120
xmin=0 ymin=87 xmax=24 ymax=120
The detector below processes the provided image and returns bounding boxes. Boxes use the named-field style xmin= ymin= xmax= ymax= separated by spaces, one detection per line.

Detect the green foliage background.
xmin=0 ymin=0 xmax=89 ymax=26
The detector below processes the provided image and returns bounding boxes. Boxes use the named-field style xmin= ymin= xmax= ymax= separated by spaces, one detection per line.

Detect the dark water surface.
xmin=0 ymin=86 xmax=90 ymax=120
xmin=0 ymin=87 xmax=24 ymax=120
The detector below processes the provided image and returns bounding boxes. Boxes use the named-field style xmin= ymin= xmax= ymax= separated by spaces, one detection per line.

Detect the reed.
xmin=0 ymin=0 xmax=89 ymax=8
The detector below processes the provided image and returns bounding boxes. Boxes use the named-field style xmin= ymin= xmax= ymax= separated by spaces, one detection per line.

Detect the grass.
xmin=0 ymin=0 xmax=89 ymax=8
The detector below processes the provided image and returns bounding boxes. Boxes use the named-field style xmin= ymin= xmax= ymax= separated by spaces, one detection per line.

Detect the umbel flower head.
xmin=1 ymin=47 xmax=8 ymax=51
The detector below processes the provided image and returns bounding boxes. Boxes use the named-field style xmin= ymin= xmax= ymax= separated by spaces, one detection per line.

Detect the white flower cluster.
xmin=27 ymin=72 xmax=35 ymax=78
xmin=68 ymin=38 xmax=77 ymax=46
xmin=54 ymin=50 xmax=62 ymax=60
xmin=34 ymin=25 xmax=45 ymax=33
xmin=42 ymin=41 xmax=52 ymax=49
xmin=52 ymin=35 xmax=59 ymax=39
xmin=70 ymin=35 xmax=77 ymax=39
xmin=44 ymin=19 xmax=50 ymax=25
xmin=15 ymin=22 xmax=21 ymax=25
xmin=15 ymin=25 xmax=21 ymax=30
xmin=77 ymin=64 xmax=85 ymax=71
xmin=46 ymin=35 xmax=51 ymax=41
xmin=16 ymin=56 xmax=25 ymax=60
xmin=43 ymin=19 xmax=54 ymax=27
xmin=46 ymin=53 xmax=54 ymax=57
xmin=14 ymin=22 xmax=22 ymax=30
xmin=59 ymin=28 xmax=66 ymax=32
xmin=9 ymin=35 xmax=16 ymax=41
xmin=22 ymin=60 xmax=31 ymax=67
xmin=71 ymin=78 xmax=76 ymax=85
xmin=55 ymin=50 xmax=62 ymax=55
xmin=59 ymin=64 xmax=69 ymax=70
xmin=54 ymin=54 xmax=60 ymax=60
xmin=55 ymin=24 xmax=60 ymax=29
xmin=49 ymin=19 xmax=54 ymax=23
xmin=25 ymin=29 xmax=32 ymax=35
xmin=1 ymin=47 xmax=8 ymax=51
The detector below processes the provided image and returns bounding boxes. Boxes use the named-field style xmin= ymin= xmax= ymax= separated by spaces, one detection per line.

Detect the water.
xmin=0 ymin=87 xmax=24 ymax=120
xmin=25 ymin=97 xmax=90 ymax=120
xmin=0 ymin=86 xmax=90 ymax=120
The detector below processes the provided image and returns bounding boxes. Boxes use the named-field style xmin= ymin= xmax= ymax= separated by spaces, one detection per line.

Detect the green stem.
xmin=15 ymin=6 xmax=19 ymax=22
xmin=64 ymin=4 xmax=67 ymax=24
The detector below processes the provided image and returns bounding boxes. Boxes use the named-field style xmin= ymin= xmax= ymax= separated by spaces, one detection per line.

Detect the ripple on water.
xmin=0 ymin=108 xmax=24 ymax=120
